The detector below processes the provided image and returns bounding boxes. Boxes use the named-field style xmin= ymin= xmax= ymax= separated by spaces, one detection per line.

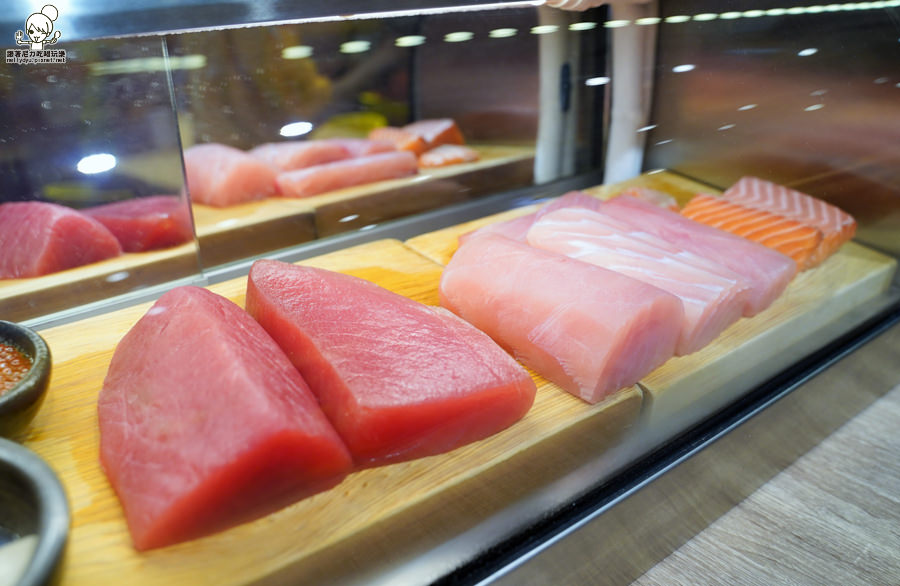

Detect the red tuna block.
xmin=98 ymin=286 xmax=352 ymax=550
xmin=245 ymin=259 xmax=536 ymax=467
xmin=0 ymin=201 xmax=122 ymax=278
xmin=275 ymin=151 xmax=418 ymax=198
xmin=440 ymin=233 xmax=684 ymax=404
xmin=83 ymin=195 xmax=193 ymax=252
xmin=183 ymin=143 xmax=278 ymax=207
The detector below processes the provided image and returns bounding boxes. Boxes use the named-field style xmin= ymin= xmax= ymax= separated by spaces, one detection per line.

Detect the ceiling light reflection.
xmin=340 ymin=40 xmax=371 ymax=54
xmin=805 ymin=104 xmax=825 ymax=111
xmin=798 ymin=48 xmax=818 ymax=56
xmin=489 ymin=28 xmax=518 ymax=38
xmin=280 ymin=121 xmax=313 ymax=137
xmin=77 ymin=153 xmax=116 ymax=174
xmin=395 ymin=35 xmax=426 ymax=47
xmin=672 ymin=64 xmax=695 ymax=73
xmin=531 ymin=25 xmax=559 ymax=34
xmin=569 ymin=22 xmax=597 ymax=31
xmin=282 ymin=45 xmax=313 ymax=60
xmin=585 ymin=76 xmax=610 ymax=86
xmin=445 ymin=31 xmax=474 ymax=42
xmin=738 ymin=104 xmax=758 ymax=111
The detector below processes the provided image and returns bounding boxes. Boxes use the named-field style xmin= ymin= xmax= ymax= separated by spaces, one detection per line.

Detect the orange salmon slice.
xmin=682 ymin=194 xmax=824 ymax=270
xmin=723 ymin=176 xmax=856 ymax=265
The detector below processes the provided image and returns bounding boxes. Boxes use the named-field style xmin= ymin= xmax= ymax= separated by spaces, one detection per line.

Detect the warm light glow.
xmin=664 ymin=15 xmax=691 ymax=23
xmin=280 ymin=122 xmax=314 ymax=137
xmin=635 ymin=17 xmax=661 ymax=25
xmin=604 ymin=20 xmax=631 ymax=28
xmin=395 ymin=35 xmax=426 ymax=47
xmin=445 ymin=31 xmax=474 ymax=42
xmin=569 ymin=22 xmax=597 ymax=31
xmin=340 ymin=41 xmax=371 ymax=54
xmin=694 ymin=13 xmax=718 ymax=21
xmin=282 ymin=45 xmax=313 ymax=60
xmin=77 ymin=153 xmax=116 ymax=174
xmin=89 ymin=55 xmax=206 ymax=75
xmin=489 ymin=27 xmax=518 ymax=38
xmin=530 ymin=25 xmax=559 ymax=34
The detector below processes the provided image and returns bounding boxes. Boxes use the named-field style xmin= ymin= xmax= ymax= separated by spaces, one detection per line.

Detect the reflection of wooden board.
xmin=20 ymin=238 xmax=641 ymax=585
xmin=404 ymin=170 xmax=898 ymax=432
xmin=0 ymin=243 xmax=201 ymax=324
xmin=191 ymin=145 xmax=535 ymax=265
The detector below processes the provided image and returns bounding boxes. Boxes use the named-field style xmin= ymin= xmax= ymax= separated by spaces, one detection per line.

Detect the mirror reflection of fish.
xmin=15 ymin=5 xmax=61 ymax=51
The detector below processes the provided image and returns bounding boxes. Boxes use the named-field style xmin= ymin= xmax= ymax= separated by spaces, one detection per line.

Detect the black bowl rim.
xmin=0 ymin=436 xmax=69 ymax=586
xmin=0 ymin=320 xmax=52 ymax=417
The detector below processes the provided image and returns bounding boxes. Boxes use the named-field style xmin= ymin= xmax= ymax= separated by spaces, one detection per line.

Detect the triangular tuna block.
xmin=98 ymin=286 xmax=352 ymax=551
xmin=245 ymin=259 xmax=537 ymax=467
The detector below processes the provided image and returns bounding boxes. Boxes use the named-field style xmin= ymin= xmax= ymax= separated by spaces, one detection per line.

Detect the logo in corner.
xmin=7 ymin=4 xmax=66 ymax=65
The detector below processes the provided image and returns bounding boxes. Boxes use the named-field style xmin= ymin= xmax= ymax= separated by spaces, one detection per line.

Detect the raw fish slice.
xmin=599 ymin=195 xmax=796 ymax=316
xmin=323 ymin=138 xmax=397 ymax=157
xmin=682 ymin=193 xmax=823 ymax=269
xmin=440 ymin=233 xmax=684 ymax=403
xmin=275 ymin=151 xmax=418 ymax=198
xmin=723 ymin=176 xmax=856 ymax=265
xmin=0 ymin=201 xmax=122 ymax=278
xmin=98 ymin=286 xmax=352 ymax=551
xmin=246 ymin=260 xmax=536 ymax=466
xmin=527 ymin=207 xmax=748 ymax=355
xmin=403 ymin=118 xmax=465 ymax=149
xmin=419 ymin=144 xmax=480 ymax=168
xmin=183 ymin=143 xmax=278 ymax=207
xmin=459 ymin=190 xmax=604 ymax=245
xmin=250 ymin=140 xmax=351 ymax=171
xmin=619 ymin=186 xmax=680 ymax=212
xmin=83 ymin=195 xmax=193 ymax=252
xmin=367 ymin=127 xmax=429 ymax=156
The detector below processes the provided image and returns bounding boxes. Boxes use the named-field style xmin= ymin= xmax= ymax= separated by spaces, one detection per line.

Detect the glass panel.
xmin=167 ymin=6 xmax=608 ymax=266
xmin=0 ymin=35 xmax=202 ymax=323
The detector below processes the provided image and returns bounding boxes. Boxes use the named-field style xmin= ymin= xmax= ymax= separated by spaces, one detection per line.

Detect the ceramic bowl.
xmin=0 ymin=321 xmax=51 ymax=437
xmin=0 ymin=437 xmax=69 ymax=586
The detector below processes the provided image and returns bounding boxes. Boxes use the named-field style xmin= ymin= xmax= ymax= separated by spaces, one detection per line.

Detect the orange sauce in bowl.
xmin=0 ymin=343 xmax=31 ymax=394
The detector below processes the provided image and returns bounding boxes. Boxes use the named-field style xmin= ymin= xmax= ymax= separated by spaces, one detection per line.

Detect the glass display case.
xmin=1 ymin=1 xmax=897 ymax=584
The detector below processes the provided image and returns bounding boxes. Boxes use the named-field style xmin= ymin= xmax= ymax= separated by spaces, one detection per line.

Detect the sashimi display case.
xmin=1 ymin=0 xmax=898 ymax=584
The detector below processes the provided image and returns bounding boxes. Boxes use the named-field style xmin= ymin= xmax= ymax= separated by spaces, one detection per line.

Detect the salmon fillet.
xmin=723 ymin=176 xmax=856 ymax=265
xmin=275 ymin=151 xmax=418 ymax=198
xmin=682 ymin=193 xmax=824 ymax=270
xmin=367 ymin=127 xmax=429 ymax=156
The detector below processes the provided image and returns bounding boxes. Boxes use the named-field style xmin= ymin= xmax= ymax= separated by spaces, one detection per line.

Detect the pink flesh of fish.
xmin=250 ymin=141 xmax=351 ymax=171
xmin=275 ymin=151 xmax=418 ymax=198
xmin=527 ymin=207 xmax=749 ymax=355
xmin=183 ymin=143 xmax=278 ymax=207
xmin=598 ymin=195 xmax=797 ymax=316
xmin=440 ymin=233 xmax=684 ymax=403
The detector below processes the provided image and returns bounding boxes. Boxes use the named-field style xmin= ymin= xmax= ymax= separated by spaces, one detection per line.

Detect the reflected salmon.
xmin=250 ymin=140 xmax=351 ymax=171
xmin=183 ymin=143 xmax=278 ymax=207
xmin=275 ymin=151 xmax=418 ymax=198
xmin=419 ymin=144 xmax=480 ymax=168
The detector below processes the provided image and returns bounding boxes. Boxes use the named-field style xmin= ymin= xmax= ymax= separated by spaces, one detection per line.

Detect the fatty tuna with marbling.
xmin=527 ymin=207 xmax=749 ymax=355
xmin=440 ymin=233 xmax=684 ymax=404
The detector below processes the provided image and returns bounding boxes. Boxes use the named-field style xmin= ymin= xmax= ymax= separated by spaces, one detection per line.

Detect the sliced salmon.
xmin=419 ymin=144 xmax=480 ymax=168
xmin=367 ymin=127 xmax=429 ymax=156
xmin=682 ymin=193 xmax=824 ymax=270
xmin=403 ymin=118 xmax=465 ymax=149
xmin=723 ymin=176 xmax=856 ymax=265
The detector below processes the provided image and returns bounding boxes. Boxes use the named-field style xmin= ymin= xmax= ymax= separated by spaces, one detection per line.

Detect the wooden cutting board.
xmin=19 ymin=238 xmax=642 ymax=585
xmin=404 ymin=171 xmax=899 ymax=432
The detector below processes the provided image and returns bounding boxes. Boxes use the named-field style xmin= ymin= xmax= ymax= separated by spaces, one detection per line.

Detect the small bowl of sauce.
xmin=0 ymin=321 xmax=51 ymax=438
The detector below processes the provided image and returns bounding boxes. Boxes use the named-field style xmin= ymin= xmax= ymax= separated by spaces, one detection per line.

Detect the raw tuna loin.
xmin=183 ymin=143 xmax=278 ymax=207
xmin=246 ymin=259 xmax=537 ymax=467
xmin=440 ymin=233 xmax=684 ymax=403
xmin=0 ymin=201 xmax=122 ymax=278
xmin=98 ymin=286 xmax=352 ymax=551
xmin=83 ymin=195 xmax=193 ymax=252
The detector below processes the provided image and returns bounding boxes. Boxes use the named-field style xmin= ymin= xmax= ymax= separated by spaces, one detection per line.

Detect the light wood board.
xmin=19 ymin=238 xmax=642 ymax=585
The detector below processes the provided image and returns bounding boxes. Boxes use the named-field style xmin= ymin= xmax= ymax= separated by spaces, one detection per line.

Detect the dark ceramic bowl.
xmin=0 ymin=321 xmax=51 ymax=437
xmin=0 ymin=437 xmax=69 ymax=586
